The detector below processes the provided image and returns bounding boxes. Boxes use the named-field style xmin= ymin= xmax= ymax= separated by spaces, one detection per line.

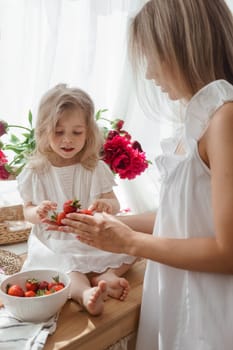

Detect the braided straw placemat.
xmin=0 ymin=205 xmax=31 ymax=245
xmin=0 ymin=249 xmax=23 ymax=275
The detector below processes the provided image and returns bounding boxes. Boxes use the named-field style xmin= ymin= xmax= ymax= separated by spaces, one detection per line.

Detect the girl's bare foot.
xmin=91 ymin=272 xmax=130 ymax=301
xmin=82 ymin=280 xmax=107 ymax=316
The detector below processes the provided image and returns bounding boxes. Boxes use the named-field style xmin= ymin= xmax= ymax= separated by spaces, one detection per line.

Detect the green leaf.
xmin=28 ymin=110 xmax=33 ymax=127
xmin=4 ymin=163 xmax=13 ymax=173
xmin=95 ymin=109 xmax=108 ymax=120
xmin=21 ymin=132 xmax=31 ymax=138
xmin=9 ymin=134 xmax=20 ymax=143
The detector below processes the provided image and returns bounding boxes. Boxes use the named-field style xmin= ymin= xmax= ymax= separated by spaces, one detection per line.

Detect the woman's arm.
xmin=64 ymin=210 xmax=233 ymax=274
xmin=117 ymin=211 xmax=155 ymax=234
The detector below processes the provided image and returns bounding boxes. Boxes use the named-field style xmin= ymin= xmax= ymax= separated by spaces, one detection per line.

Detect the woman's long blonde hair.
xmin=29 ymin=84 xmax=103 ymax=172
xmin=129 ymin=0 xmax=233 ymax=95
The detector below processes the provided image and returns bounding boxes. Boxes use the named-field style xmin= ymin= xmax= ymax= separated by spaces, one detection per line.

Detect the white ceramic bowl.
xmin=0 ymin=269 xmax=71 ymax=322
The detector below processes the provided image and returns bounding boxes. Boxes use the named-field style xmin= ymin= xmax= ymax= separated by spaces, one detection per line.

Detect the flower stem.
xmin=7 ymin=125 xmax=31 ymax=132
xmin=97 ymin=117 xmax=112 ymax=123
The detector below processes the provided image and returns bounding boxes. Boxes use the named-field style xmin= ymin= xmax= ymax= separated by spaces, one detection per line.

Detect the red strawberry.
xmin=63 ymin=199 xmax=81 ymax=214
xmin=56 ymin=212 xmax=66 ymax=226
xmin=7 ymin=284 xmax=25 ymax=297
xmin=77 ymin=209 xmax=93 ymax=216
xmin=25 ymin=290 xmax=36 ymax=297
xmin=51 ymin=284 xmax=64 ymax=292
xmin=48 ymin=281 xmax=56 ymax=290
xmin=37 ymin=280 xmax=49 ymax=290
xmin=44 ymin=289 xmax=53 ymax=295
xmin=48 ymin=275 xmax=65 ymax=290
xmin=25 ymin=278 xmax=39 ymax=292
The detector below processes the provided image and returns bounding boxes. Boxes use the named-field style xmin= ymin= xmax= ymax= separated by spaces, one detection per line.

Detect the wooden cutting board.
xmin=44 ymin=259 xmax=146 ymax=350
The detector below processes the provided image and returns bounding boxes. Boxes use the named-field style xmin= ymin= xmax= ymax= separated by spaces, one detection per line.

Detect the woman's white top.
xmin=17 ymin=160 xmax=135 ymax=273
xmin=136 ymin=80 xmax=233 ymax=350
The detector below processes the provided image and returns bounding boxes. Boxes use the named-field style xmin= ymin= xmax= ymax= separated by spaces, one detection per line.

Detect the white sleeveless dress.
xmin=17 ymin=160 xmax=135 ymax=273
xmin=136 ymin=80 xmax=233 ymax=350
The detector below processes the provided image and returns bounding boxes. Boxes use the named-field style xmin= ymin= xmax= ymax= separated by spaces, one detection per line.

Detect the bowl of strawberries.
xmin=0 ymin=269 xmax=71 ymax=322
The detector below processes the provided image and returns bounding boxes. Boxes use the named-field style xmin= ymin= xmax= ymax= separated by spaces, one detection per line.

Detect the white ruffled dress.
xmin=17 ymin=160 xmax=135 ymax=273
xmin=136 ymin=80 xmax=233 ymax=350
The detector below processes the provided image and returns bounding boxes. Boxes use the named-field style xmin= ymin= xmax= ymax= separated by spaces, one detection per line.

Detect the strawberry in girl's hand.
xmin=63 ymin=199 xmax=81 ymax=214
xmin=50 ymin=199 xmax=91 ymax=226
xmin=50 ymin=211 xmax=66 ymax=226
xmin=56 ymin=212 xmax=66 ymax=226
xmin=77 ymin=209 xmax=93 ymax=215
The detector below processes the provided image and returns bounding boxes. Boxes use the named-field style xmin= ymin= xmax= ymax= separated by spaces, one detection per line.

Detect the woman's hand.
xmin=52 ymin=212 xmax=135 ymax=255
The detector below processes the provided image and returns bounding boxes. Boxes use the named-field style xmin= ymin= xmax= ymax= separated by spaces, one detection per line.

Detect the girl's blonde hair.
xmin=30 ymin=84 xmax=103 ymax=171
xmin=129 ymin=0 xmax=233 ymax=95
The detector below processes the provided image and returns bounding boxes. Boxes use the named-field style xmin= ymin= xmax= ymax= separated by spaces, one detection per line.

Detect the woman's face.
xmin=145 ymin=56 xmax=192 ymax=101
xmin=48 ymin=109 xmax=87 ymax=166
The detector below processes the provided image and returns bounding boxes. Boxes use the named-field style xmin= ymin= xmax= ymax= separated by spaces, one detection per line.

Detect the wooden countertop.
xmin=44 ymin=259 xmax=146 ymax=350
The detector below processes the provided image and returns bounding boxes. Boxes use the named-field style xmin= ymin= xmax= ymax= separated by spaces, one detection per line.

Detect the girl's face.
xmin=49 ymin=109 xmax=87 ymax=166
xmin=145 ymin=56 xmax=192 ymax=101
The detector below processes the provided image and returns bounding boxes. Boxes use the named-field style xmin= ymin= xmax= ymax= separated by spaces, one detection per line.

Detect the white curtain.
xmin=0 ymin=0 xmax=162 ymax=212
xmin=3 ymin=0 xmax=233 ymax=212
xmin=0 ymin=0 xmax=146 ymax=122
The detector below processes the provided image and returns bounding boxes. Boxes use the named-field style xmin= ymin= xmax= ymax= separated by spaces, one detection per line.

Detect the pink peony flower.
xmin=132 ymin=140 xmax=143 ymax=152
xmin=107 ymin=130 xmax=119 ymax=140
xmin=115 ymin=119 xmax=124 ymax=131
xmin=96 ymin=109 xmax=150 ymax=180
xmin=0 ymin=149 xmax=8 ymax=165
xmin=0 ymin=111 xmax=35 ymax=178
xmin=0 ymin=165 xmax=11 ymax=180
xmin=103 ymin=134 xmax=148 ymax=180
xmin=111 ymin=119 xmax=124 ymax=131
xmin=0 ymin=150 xmax=10 ymax=179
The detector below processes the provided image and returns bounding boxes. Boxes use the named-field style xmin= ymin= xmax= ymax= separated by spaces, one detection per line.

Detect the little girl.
xmin=17 ymin=84 xmax=136 ymax=315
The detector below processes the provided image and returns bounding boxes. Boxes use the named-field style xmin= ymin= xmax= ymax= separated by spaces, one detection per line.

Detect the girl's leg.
xmin=69 ymin=271 xmax=107 ymax=316
xmin=91 ymin=262 xmax=135 ymax=301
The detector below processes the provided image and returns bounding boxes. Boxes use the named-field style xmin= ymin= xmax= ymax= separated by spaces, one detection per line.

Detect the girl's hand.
xmin=88 ymin=199 xmax=113 ymax=214
xmin=56 ymin=212 xmax=135 ymax=254
xmin=37 ymin=200 xmax=57 ymax=221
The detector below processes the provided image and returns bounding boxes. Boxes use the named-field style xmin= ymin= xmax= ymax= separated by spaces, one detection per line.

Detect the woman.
xmin=49 ymin=1 xmax=233 ymax=349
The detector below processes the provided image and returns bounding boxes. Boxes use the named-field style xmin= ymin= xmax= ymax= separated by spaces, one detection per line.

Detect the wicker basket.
xmin=0 ymin=204 xmax=31 ymax=245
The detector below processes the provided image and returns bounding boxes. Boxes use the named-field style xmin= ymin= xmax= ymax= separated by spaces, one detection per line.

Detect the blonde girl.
xmin=17 ymin=84 xmax=136 ymax=316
